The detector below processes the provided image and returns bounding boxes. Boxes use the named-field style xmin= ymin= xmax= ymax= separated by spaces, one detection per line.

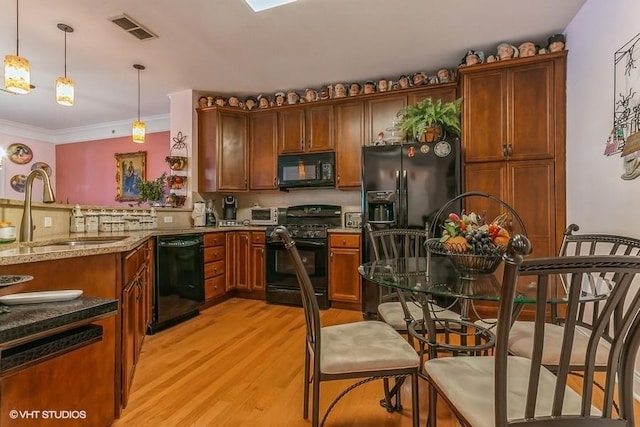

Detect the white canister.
xmin=99 ymin=209 xmax=112 ymax=232
xmin=111 ymin=210 xmax=125 ymax=233
xmin=69 ymin=205 xmax=85 ymax=233
xmin=85 ymin=210 xmax=99 ymax=233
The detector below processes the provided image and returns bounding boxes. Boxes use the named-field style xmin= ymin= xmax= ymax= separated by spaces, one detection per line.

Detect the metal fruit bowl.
xmin=426 ymin=238 xmax=506 ymax=276
xmin=165 ymin=156 xmax=187 ymax=171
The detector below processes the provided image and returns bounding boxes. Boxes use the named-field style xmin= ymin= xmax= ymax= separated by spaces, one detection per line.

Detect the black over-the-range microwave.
xmin=277 ymin=152 xmax=335 ymax=189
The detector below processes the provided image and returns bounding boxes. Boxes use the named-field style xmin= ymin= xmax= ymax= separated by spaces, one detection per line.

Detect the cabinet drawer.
xmin=204 ymin=260 xmax=225 ymax=279
xmin=329 ymin=234 xmax=360 ymax=248
xmin=205 ymin=275 xmax=226 ymax=300
xmin=204 ymin=232 xmax=225 ymax=247
xmin=204 ymin=246 xmax=225 ymax=263
xmin=251 ymin=232 xmax=265 ymax=244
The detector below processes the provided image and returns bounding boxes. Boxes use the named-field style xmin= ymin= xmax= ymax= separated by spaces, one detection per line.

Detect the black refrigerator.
xmin=360 ymin=140 xmax=461 ymax=318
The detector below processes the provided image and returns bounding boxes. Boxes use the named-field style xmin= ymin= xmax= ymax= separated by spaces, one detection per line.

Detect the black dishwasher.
xmin=149 ymin=234 xmax=204 ymax=334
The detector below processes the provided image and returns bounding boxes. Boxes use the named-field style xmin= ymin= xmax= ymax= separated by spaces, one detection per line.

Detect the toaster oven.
xmin=249 ymin=207 xmax=285 ymax=226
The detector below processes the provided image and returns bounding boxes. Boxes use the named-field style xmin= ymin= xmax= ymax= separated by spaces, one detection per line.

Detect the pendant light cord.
xmin=137 ymin=69 xmax=141 ymax=121
xmin=15 ymin=0 xmax=20 ymax=56
xmin=64 ymin=30 xmax=67 ymax=78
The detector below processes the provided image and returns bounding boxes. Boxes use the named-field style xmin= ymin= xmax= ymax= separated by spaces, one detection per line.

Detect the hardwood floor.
xmin=113 ymin=299 xmax=640 ymax=427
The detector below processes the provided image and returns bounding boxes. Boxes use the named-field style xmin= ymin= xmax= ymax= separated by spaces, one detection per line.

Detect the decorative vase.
xmin=419 ymin=126 xmax=444 ymax=143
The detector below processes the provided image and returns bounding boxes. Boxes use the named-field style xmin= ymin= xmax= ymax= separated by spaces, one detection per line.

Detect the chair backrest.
xmin=554 ymin=224 xmax=640 ymax=331
xmin=272 ymin=226 xmax=321 ymax=358
xmin=364 ymin=224 xmax=429 ymax=260
xmin=498 ymin=235 xmax=640 ymax=426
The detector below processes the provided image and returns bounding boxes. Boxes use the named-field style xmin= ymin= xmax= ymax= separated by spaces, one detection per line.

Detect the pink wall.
xmin=55 ymin=131 xmax=170 ymax=206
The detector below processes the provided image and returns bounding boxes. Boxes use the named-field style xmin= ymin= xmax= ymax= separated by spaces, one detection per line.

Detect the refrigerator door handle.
xmin=402 ymin=170 xmax=408 ymax=229
xmin=395 ymin=170 xmax=401 ymax=227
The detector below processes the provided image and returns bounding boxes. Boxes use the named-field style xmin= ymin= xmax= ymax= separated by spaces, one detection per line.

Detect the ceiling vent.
xmin=110 ymin=14 xmax=157 ymax=41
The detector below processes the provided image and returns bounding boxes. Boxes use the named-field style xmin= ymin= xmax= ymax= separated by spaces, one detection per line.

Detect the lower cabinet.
xmin=204 ymin=232 xmax=226 ymax=302
xmin=226 ymin=231 xmax=265 ymax=299
xmin=328 ymin=233 xmax=361 ymax=310
xmin=121 ymin=240 xmax=152 ymax=409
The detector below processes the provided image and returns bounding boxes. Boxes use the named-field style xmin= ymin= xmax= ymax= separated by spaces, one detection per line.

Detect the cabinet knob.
xmin=342 ymin=240 xmax=346 ymax=245
xmin=502 ymin=143 xmax=507 ymax=158
xmin=300 ymin=141 xmax=304 ymax=150
xmin=337 ymin=174 xmax=340 ymax=183
xmin=507 ymin=144 xmax=513 ymax=157
xmin=273 ymin=177 xmax=277 ymax=186
xmin=308 ymin=139 xmax=312 ymax=148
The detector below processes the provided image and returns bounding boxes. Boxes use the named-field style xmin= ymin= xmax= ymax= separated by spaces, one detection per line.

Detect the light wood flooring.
xmin=113 ymin=298 xmax=640 ymax=427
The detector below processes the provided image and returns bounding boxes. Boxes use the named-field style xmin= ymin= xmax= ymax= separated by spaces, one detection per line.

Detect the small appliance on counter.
xmin=249 ymin=206 xmax=285 ymax=226
xmin=192 ymin=201 xmax=206 ymax=227
xmin=223 ymin=196 xmax=237 ymax=220
xmin=344 ymin=212 xmax=362 ymax=229
xmin=205 ymin=199 xmax=217 ymax=226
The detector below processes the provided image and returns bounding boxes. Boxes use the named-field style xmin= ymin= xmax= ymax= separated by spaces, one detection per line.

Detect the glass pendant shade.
xmin=56 ymin=76 xmax=74 ymax=106
xmin=132 ymin=120 xmax=145 ymax=143
xmin=4 ymin=54 xmax=30 ymax=94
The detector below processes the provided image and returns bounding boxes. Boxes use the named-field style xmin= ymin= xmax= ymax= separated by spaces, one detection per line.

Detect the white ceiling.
xmin=0 ymin=0 xmax=586 ymax=132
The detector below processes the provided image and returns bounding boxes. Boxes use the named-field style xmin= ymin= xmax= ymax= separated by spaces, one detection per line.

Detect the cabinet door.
xmin=409 ymin=84 xmax=457 ymax=105
xmin=366 ymin=95 xmax=407 ymax=144
xmin=219 ymin=111 xmax=249 ymax=191
xmin=509 ymin=61 xmax=555 ymax=161
xmin=235 ymin=232 xmax=251 ymax=290
xmin=197 ymin=109 xmax=219 ymax=192
xmin=306 ymin=105 xmax=334 ymax=152
xmin=225 ymin=233 xmax=236 ymax=291
xmin=135 ymin=274 xmax=146 ymax=360
xmin=249 ymin=111 xmax=278 ymax=190
xmin=335 ymin=101 xmax=364 ymax=188
xmin=278 ymin=108 xmax=305 ymax=154
xmin=461 ymin=70 xmax=506 ymax=163
xmin=121 ymin=282 xmax=137 ymax=408
xmin=250 ymin=244 xmax=265 ymax=291
xmin=329 ymin=247 xmax=361 ymax=303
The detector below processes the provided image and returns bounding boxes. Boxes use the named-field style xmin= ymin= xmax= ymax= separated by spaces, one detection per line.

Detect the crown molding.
xmin=0 ymin=114 xmax=171 ymax=144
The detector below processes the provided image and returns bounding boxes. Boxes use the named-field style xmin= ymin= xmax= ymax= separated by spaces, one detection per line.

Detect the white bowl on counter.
xmin=0 ymin=226 xmax=16 ymax=243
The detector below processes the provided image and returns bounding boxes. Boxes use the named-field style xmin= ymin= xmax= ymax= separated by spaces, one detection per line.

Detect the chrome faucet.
xmin=20 ymin=169 xmax=55 ymax=242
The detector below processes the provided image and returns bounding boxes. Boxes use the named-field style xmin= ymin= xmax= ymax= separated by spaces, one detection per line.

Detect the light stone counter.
xmin=0 ymin=226 xmax=267 ymax=266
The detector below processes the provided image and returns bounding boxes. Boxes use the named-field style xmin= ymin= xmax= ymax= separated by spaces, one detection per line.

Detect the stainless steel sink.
xmin=33 ymin=236 xmax=128 ymax=247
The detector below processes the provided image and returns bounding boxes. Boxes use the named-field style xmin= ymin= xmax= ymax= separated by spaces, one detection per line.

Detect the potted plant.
xmin=136 ymin=172 xmax=167 ymax=206
xmin=396 ymin=97 xmax=462 ymax=142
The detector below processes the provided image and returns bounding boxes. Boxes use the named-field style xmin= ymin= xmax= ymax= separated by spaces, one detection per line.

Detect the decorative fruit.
xmin=443 ymin=235 xmax=468 ymax=252
xmin=493 ymin=228 xmax=511 ymax=247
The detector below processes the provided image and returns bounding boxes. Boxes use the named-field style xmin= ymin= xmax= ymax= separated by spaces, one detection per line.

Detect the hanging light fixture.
xmin=4 ymin=0 xmax=30 ymax=94
xmin=55 ymin=23 xmax=74 ymax=106
xmin=132 ymin=64 xmax=146 ymax=144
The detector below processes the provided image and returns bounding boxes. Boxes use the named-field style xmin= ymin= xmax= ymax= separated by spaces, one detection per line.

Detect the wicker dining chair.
xmin=272 ymin=226 xmax=420 ymax=427
xmin=424 ymin=234 xmax=640 ymax=427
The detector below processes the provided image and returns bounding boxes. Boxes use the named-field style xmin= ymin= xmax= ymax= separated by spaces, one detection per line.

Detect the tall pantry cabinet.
xmin=459 ymin=51 xmax=566 ymax=258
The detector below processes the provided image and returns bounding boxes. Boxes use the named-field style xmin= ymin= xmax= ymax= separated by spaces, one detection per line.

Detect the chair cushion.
xmin=320 ymin=321 xmax=419 ymax=375
xmin=508 ymin=321 xmax=611 ymax=367
xmin=424 ymin=356 xmax=600 ymax=427
xmin=378 ymin=301 xmax=459 ymax=331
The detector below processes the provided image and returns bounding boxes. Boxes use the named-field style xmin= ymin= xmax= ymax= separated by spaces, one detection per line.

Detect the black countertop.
xmin=0 ymin=296 xmax=118 ymax=349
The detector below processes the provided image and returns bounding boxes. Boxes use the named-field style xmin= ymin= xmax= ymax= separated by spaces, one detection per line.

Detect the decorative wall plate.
xmin=10 ymin=174 xmax=26 ymax=193
xmin=30 ymin=161 xmax=52 ymax=177
xmin=7 ymin=143 xmax=33 ymax=165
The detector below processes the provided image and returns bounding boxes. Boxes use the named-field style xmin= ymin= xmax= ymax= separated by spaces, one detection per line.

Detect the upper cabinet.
xmin=366 ymin=95 xmax=407 ymax=145
xmin=197 ymin=108 xmax=248 ymax=192
xmin=249 ymin=111 xmax=278 ymax=190
xmin=335 ymin=101 xmax=365 ymax=188
xmin=460 ymin=56 xmax=559 ymax=163
xmin=278 ymin=104 xmax=334 ymax=154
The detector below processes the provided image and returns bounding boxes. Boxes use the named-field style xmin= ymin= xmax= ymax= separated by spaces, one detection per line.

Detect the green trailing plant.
xmin=396 ymin=97 xmax=462 ymax=141
xmin=136 ymin=172 xmax=168 ymax=206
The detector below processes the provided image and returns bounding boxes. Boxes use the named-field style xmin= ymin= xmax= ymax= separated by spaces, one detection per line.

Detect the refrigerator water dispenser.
xmin=366 ymin=191 xmax=396 ymax=224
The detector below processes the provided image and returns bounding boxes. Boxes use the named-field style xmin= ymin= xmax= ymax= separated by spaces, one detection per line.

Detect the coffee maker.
xmin=223 ymin=196 xmax=237 ymax=221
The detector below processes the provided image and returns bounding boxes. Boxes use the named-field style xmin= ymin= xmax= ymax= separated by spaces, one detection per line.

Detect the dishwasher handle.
xmin=157 ymin=235 xmax=203 ymax=248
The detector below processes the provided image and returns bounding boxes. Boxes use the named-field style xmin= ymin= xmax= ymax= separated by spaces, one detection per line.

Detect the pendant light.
xmin=4 ymin=0 xmax=30 ymax=94
xmin=132 ymin=64 xmax=146 ymax=144
xmin=56 ymin=23 xmax=74 ymax=106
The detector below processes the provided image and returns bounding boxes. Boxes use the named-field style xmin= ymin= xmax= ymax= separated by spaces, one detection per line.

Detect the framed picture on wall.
xmin=115 ymin=151 xmax=146 ymax=202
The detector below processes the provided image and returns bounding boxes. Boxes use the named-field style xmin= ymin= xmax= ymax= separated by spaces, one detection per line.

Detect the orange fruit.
xmin=444 ymin=235 xmax=468 ymax=252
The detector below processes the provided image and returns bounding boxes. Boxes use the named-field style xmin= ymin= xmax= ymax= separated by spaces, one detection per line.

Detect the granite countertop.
xmin=0 ymin=226 xmax=268 ymax=266
xmin=0 ymin=296 xmax=118 ymax=349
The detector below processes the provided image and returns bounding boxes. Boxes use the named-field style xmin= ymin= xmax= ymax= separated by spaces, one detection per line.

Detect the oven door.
xmin=266 ymin=239 xmax=327 ymax=289
xmin=265 ymin=238 xmax=330 ymax=308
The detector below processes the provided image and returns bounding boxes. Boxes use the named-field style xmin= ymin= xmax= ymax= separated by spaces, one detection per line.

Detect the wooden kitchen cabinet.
xmin=278 ymin=104 xmax=334 ymax=154
xmin=197 ymin=107 xmax=249 ymax=192
xmin=408 ymin=84 xmax=457 ymax=105
xmin=249 ymin=111 xmax=278 ymax=190
xmin=121 ymin=240 xmax=152 ymax=409
xmin=335 ymin=101 xmax=365 ymax=188
xmin=328 ymin=233 xmax=361 ymax=310
xmin=204 ymin=232 xmax=226 ymax=302
xmin=366 ymin=94 xmax=407 ymax=145
xmin=459 ymin=51 xmax=567 ymax=258
xmin=228 ymin=231 xmax=265 ymax=299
